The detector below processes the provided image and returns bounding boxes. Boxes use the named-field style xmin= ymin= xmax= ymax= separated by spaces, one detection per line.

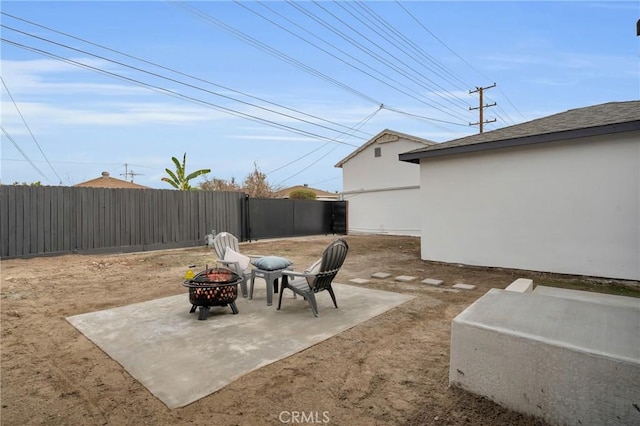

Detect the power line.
xmin=326 ymin=0 xmax=472 ymax=112
xmin=1 ymin=126 xmax=50 ymax=181
xmin=395 ymin=1 xmax=477 ymax=88
xmin=351 ymin=1 xmax=472 ymax=95
xmin=2 ymin=7 xmax=472 ymax=144
xmin=172 ymin=2 xmax=382 ymax=106
xmin=245 ymin=0 xmax=467 ymax=117
xmin=1 ymin=23 xmax=369 ymax=143
xmin=1 ymin=38 xmax=361 ymax=148
xmin=275 ymin=104 xmax=382 ymax=185
xmin=0 ymin=11 xmax=374 ymax=140
xmin=285 ymin=0 xmax=468 ymax=122
xmin=381 ymin=105 xmax=468 ymax=127
xmin=395 ymin=1 xmax=526 ymax=122
xmin=1 ymin=76 xmax=62 ymax=184
xmin=175 ymin=2 xmax=469 ymax=127
xmin=268 ymin=106 xmax=382 ymax=175
xmin=3 ymin=158 xmax=161 ymax=169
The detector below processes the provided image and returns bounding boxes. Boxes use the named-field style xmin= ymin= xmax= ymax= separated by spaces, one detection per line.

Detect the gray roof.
xmin=400 ymin=100 xmax=640 ymax=163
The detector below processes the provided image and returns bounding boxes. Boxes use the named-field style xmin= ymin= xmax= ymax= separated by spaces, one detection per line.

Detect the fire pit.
xmin=183 ymin=267 xmax=242 ymax=320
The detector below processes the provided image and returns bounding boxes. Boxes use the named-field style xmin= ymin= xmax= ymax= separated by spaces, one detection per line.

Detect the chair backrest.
xmin=212 ymin=232 xmax=240 ymax=259
xmin=312 ymin=238 xmax=349 ymax=292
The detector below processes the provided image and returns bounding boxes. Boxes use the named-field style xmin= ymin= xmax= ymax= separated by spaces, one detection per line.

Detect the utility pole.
xmin=121 ymin=163 xmax=143 ymax=183
xmin=469 ymin=83 xmax=497 ymax=133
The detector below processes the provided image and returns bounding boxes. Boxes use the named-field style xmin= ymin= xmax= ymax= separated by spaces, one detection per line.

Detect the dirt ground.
xmin=1 ymin=234 xmax=638 ymax=426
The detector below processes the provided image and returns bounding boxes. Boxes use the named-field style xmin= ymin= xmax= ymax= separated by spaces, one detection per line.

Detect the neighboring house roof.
xmin=335 ymin=128 xmax=436 ymax=168
xmin=400 ymin=100 xmax=640 ymax=163
xmin=74 ymin=172 xmax=150 ymax=189
xmin=275 ymin=185 xmax=338 ymax=199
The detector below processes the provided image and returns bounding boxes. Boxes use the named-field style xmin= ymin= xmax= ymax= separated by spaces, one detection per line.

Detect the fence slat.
xmin=0 ymin=186 xmax=343 ymax=258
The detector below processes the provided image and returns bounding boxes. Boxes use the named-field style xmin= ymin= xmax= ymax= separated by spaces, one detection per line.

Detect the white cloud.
xmin=229 ymin=134 xmax=318 ymax=142
xmin=528 ymin=78 xmax=577 ymax=87
xmin=1 ymin=58 xmax=149 ymax=95
xmin=481 ymin=51 xmax=635 ymax=78
xmin=1 ymin=100 xmax=223 ymax=129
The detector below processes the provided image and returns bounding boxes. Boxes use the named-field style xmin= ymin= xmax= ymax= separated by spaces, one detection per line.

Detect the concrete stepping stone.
xmin=349 ymin=278 xmax=370 ymax=284
xmin=422 ymin=278 xmax=443 ymax=286
xmin=452 ymin=283 xmax=476 ymax=290
xmin=424 ymin=287 xmax=461 ymax=293
xmin=395 ymin=275 xmax=417 ymax=282
xmin=371 ymin=272 xmax=392 ymax=279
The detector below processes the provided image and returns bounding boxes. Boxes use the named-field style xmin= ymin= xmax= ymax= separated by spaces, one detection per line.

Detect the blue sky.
xmin=1 ymin=1 xmax=638 ymax=192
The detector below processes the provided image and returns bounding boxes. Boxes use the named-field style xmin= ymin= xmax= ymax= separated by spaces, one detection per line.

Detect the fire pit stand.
xmin=183 ymin=267 xmax=242 ymax=320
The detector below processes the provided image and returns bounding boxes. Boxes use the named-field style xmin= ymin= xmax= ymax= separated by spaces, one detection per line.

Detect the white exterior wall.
xmin=342 ymin=137 xmax=423 ymax=236
xmin=419 ymin=132 xmax=640 ymax=280
xmin=343 ymin=187 xmax=421 ymax=235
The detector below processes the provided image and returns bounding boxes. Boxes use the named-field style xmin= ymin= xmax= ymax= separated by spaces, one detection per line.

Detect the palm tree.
xmin=161 ymin=153 xmax=210 ymax=190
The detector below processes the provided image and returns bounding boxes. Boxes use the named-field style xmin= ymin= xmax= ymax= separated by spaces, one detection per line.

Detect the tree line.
xmin=162 ymin=153 xmax=318 ymax=199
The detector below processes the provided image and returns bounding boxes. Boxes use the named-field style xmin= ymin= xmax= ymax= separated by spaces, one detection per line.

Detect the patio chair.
xmin=212 ymin=232 xmax=262 ymax=298
xmin=277 ymin=238 xmax=349 ymax=317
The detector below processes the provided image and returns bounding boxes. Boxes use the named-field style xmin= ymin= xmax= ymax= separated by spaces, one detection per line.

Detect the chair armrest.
xmin=282 ymin=270 xmax=313 ymax=278
xmin=216 ymin=259 xmax=240 ymax=271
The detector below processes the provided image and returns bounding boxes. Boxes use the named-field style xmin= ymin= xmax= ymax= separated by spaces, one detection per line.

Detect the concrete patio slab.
xmin=349 ymin=278 xmax=370 ymax=284
xmin=67 ymin=283 xmax=414 ymax=409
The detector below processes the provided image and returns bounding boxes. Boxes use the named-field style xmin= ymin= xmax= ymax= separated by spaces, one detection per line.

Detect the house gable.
xmin=335 ymin=129 xmax=434 ymax=168
xmin=338 ymin=129 xmax=434 ymax=194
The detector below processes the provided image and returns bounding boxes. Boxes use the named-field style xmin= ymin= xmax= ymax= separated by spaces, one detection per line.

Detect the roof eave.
xmin=399 ymin=121 xmax=640 ymax=163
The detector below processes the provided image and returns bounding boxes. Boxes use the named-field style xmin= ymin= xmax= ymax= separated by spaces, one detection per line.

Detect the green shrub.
xmin=289 ymin=189 xmax=317 ymax=200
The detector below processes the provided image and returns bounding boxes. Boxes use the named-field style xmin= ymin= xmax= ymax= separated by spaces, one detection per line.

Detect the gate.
xmin=245 ymin=198 xmax=347 ymax=241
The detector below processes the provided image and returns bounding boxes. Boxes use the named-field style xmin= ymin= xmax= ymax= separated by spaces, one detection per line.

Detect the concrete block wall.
xmin=504 ymin=278 xmax=533 ymax=293
xmin=449 ymin=289 xmax=640 ymax=426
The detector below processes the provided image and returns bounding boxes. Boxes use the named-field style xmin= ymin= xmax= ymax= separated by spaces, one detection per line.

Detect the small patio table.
xmin=249 ymin=266 xmax=293 ymax=306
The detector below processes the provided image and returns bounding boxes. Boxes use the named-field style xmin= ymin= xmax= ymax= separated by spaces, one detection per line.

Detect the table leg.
xmin=277 ymin=275 xmax=288 ymax=310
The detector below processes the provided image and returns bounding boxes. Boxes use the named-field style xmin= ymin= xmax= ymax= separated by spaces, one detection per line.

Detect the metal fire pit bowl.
xmin=183 ymin=267 xmax=242 ymax=320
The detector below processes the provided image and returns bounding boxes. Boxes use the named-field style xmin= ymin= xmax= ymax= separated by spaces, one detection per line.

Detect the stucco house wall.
xmin=419 ymin=132 xmax=639 ymax=280
xmin=336 ymin=130 xmax=434 ymax=236
xmin=401 ymin=101 xmax=640 ymax=281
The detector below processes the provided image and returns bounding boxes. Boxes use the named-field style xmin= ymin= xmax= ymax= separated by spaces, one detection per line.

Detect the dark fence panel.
xmin=246 ymin=198 xmax=347 ymax=240
xmin=247 ymin=198 xmax=295 ymax=240
xmin=0 ymin=186 xmax=348 ymax=258
xmin=0 ymin=186 xmax=245 ymax=258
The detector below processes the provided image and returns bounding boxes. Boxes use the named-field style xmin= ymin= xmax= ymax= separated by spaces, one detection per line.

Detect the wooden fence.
xmin=0 ymin=186 xmax=244 ymax=258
